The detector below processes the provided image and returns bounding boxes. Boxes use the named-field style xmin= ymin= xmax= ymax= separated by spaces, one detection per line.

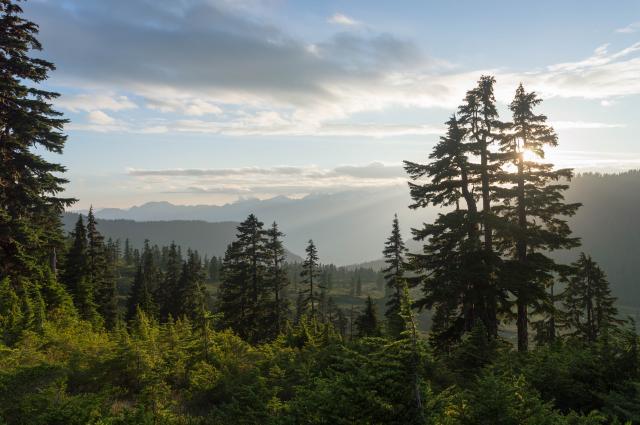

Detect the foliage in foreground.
xmin=0 ymin=310 xmax=638 ymax=424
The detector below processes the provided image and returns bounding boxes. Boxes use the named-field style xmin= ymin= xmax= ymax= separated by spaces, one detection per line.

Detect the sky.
xmin=22 ymin=0 xmax=640 ymax=209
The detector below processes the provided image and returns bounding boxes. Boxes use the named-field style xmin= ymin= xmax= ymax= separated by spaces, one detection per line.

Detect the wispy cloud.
xmin=616 ymin=21 xmax=640 ymax=33
xmin=127 ymin=162 xmax=407 ymax=196
xmin=87 ymin=110 xmax=116 ymax=125
xmin=57 ymin=93 xmax=137 ymax=112
xmin=327 ymin=13 xmax=361 ymax=26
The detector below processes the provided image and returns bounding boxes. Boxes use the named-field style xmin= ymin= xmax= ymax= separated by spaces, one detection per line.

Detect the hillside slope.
xmin=61 ymin=214 xmax=303 ymax=262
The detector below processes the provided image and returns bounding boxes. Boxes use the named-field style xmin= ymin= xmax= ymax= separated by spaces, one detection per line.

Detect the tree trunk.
xmin=516 ymin=154 xmax=528 ymax=352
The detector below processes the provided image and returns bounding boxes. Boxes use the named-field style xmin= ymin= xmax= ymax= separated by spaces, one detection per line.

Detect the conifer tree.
xmin=299 ymin=240 xmax=321 ymax=319
xmin=217 ymin=215 xmax=272 ymax=342
xmin=217 ymin=240 xmax=250 ymax=338
xmin=127 ymin=240 xmax=159 ymax=321
xmin=100 ymin=238 xmax=120 ymax=328
xmin=158 ymin=242 xmax=182 ymax=321
xmin=177 ymin=250 xmax=207 ymax=322
xmin=86 ymin=208 xmax=106 ymax=284
xmin=237 ymin=214 xmax=268 ymax=308
xmin=562 ymin=253 xmax=619 ymax=342
xmin=531 ymin=275 xmax=561 ymax=346
xmin=61 ymin=216 xmax=100 ymax=324
xmin=457 ymin=75 xmax=501 ymax=253
xmin=457 ymin=75 xmax=503 ymax=336
xmin=124 ymin=238 xmax=133 ymax=265
xmin=86 ymin=207 xmax=117 ymax=328
xmin=355 ymin=296 xmax=381 ymax=337
xmin=496 ymin=83 xmax=581 ymax=351
xmin=405 ymin=115 xmax=498 ymax=347
xmin=0 ymin=277 xmax=23 ymax=343
xmin=265 ymin=222 xmax=290 ymax=336
xmin=398 ymin=279 xmax=425 ymax=419
xmin=208 ymin=256 xmax=220 ymax=282
xmin=0 ymin=0 xmax=75 ymax=287
xmin=382 ymin=214 xmax=408 ymax=338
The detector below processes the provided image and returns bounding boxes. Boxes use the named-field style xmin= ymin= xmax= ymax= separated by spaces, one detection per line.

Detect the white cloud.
xmin=87 ymin=110 xmax=116 ymax=125
xmin=74 ymin=114 xmax=445 ymax=138
xmin=38 ymin=1 xmax=640 ymax=139
xmin=65 ymin=39 xmax=640 ymax=137
xmin=327 ymin=13 xmax=361 ymax=26
xmin=481 ymin=42 xmax=640 ymax=104
xmin=57 ymin=93 xmax=137 ymax=112
xmin=616 ymin=22 xmax=640 ymax=33
xmin=127 ymin=162 xmax=407 ymax=196
xmin=146 ymin=96 xmax=224 ymax=116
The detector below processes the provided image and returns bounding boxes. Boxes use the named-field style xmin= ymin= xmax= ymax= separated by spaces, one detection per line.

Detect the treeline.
xmin=2 ymin=2 xmax=640 ymax=424
xmin=55 ymin=209 xmax=388 ymax=345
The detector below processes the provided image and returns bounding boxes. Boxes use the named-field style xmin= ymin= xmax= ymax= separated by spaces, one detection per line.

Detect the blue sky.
xmin=23 ymin=0 xmax=640 ymax=209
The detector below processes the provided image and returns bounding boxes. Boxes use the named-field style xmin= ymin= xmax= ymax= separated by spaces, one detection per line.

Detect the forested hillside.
xmin=61 ymin=214 xmax=303 ymax=263
xmin=561 ymin=171 xmax=640 ymax=307
xmin=2 ymin=2 xmax=640 ymax=424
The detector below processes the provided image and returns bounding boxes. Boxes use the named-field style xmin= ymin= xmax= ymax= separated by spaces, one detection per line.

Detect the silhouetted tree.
xmin=496 ymin=83 xmax=580 ymax=351
xmin=382 ymin=214 xmax=408 ymax=338
xmin=265 ymin=222 xmax=290 ymax=336
xmin=299 ymin=240 xmax=321 ymax=319
xmin=562 ymin=253 xmax=619 ymax=342
xmin=405 ymin=116 xmax=498 ymax=348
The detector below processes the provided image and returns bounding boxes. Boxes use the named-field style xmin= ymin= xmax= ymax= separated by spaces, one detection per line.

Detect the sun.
xmin=522 ymin=148 xmax=540 ymax=163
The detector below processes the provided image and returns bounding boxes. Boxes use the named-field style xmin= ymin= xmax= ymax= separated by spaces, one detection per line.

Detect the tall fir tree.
xmin=158 ymin=242 xmax=182 ymax=321
xmin=265 ymin=222 xmax=290 ymax=337
xmin=0 ymin=0 xmax=75 ymax=332
xmin=405 ymin=115 xmax=499 ymax=348
xmin=86 ymin=207 xmax=117 ymax=328
xmin=61 ymin=216 xmax=100 ymax=325
xmin=177 ymin=250 xmax=207 ymax=322
xmin=126 ymin=240 xmax=159 ymax=321
xmin=457 ymin=75 xmax=503 ymax=337
xmin=531 ymin=274 xmax=562 ymax=346
xmin=217 ymin=240 xmax=250 ymax=339
xmin=495 ymin=83 xmax=581 ymax=351
xmin=299 ymin=239 xmax=321 ymax=319
xmin=562 ymin=253 xmax=619 ymax=342
xmin=237 ymin=214 xmax=268 ymax=309
xmin=217 ymin=215 xmax=272 ymax=342
xmin=382 ymin=214 xmax=408 ymax=338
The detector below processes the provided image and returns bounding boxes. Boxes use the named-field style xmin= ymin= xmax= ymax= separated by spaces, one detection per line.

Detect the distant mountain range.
xmin=67 ymin=171 xmax=640 ymax=307
xmin=79 ymin=188 xmax=437 ymax=266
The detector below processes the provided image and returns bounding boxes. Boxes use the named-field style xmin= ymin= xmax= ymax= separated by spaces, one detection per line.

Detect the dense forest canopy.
xmin=1 ymin=1 xmax=640 ymax=424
